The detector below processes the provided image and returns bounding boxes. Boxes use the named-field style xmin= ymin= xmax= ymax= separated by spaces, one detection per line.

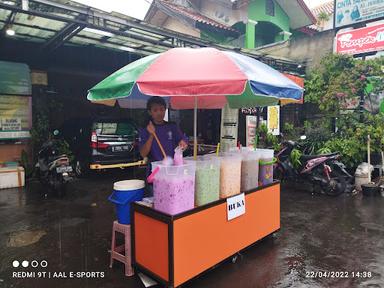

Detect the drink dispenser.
xmin=257 ymin=149 xmax=275 ymax=186
xmin=192 ymin=156 xmax=221 ymax=206
xmin=151 ymin=161 xmax=196 ymax=215
xmin=241 ymin=150 xmax=260 ymax=191
xmin=219 ymin=153 xmax=242 ymax=199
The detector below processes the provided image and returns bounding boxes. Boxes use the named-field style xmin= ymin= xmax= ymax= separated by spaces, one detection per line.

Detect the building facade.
xmin=145 ymin=0 xmax=316 ymax=50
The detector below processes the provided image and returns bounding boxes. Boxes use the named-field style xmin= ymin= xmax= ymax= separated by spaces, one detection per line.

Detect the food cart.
xmin=87 ymin=47 xmax=302 ymax=286
xmin=131 ymin=181 xmax=280 ymax=288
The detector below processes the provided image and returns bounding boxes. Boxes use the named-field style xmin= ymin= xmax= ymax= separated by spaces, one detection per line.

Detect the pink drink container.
xmin=151 ymin=161 xmax=196 ymax=215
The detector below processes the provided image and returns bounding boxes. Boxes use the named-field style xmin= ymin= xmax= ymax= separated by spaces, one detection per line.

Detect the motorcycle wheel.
xmin=320 ymin=170 xmax=347 ymax=196
xmin=75 ymin=159 xmax=89 ymax=178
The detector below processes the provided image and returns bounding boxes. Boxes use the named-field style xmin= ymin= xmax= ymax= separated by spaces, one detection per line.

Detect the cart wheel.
xmin=232 ymin=252 xmax=243 ymax=263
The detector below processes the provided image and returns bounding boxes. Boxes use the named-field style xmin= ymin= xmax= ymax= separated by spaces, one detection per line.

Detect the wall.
xmin=246 ymin=0 xmax=290 ymax=48
xmin=255 ymin=30 xmax=335 ymax=72
xmin=0 ymin=143 xmax=30 ymax=163
xmin=249 ymin=0 xmax=289 ymax=31
xmin=162 ymin=16 xmax=200 ymax=38
xmin=198 ymin=0 xmax=247 ymax=44
xmin=201 ymin=30 xmax=228 ymax=44
xmin=199 ymin=0 xmax=248 ymax=27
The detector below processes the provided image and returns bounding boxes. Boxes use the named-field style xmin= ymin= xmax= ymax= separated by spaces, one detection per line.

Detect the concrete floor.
xmin=0 ymin=170 xmax=383 ymax=288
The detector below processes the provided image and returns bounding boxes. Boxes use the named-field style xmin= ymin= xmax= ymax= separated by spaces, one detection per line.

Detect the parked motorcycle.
xmin=274 ymin=138 xmax=353 ymax=196
xmin=35 ymin=130 xmax=73 ymax=197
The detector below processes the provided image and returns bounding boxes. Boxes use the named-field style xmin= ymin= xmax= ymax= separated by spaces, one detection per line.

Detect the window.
xmin=93 ymin=122 xmax=136 ymax=135
xmin=266 ymin=0 xmax=275 ymax=16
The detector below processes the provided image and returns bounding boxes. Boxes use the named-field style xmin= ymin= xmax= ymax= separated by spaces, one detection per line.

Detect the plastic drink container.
xmin=257 ymin=149 xmax=275 ymax=186
xmin=241 ymin=150 xmax=260 ymax=191
xmin=219 ymin=152 xmax=241 ymax=198
xmin=186 ymin=156 xmax=220 ymax=206
xmin=151 ymin=161 xmax=196 ymax=215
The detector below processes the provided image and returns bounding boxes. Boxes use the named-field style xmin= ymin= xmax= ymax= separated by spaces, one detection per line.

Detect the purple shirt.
xmin=139 ymin=122 xmax=187 ymax=162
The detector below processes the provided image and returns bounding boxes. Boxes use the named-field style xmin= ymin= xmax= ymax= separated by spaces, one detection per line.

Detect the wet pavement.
xmin=0 ymin=171 xmax=383 ymax=288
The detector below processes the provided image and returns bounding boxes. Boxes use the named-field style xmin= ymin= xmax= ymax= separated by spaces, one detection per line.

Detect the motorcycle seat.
xmin=283 ymin=140 xmax=296 ymax=147
xmin=300 ymin=152 xmax=339 ymax=161
xmin=51 ymin=154 xmax=68 ymax=160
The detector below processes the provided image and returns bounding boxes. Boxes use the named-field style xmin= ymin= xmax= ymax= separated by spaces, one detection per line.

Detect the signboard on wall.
xmin=0 ymin=61 xmax=31 ymax=95
xmin=267 ymin=106 xmax=280 ymax=136
xmin=335 ymin=23 xmax=384 ymax=54
xmin=0 ymin=95 xmax=32 ymax=139
xmin=245 ymin=115 xmax=257 ymax=148
xmin=220 ymin=104 xmax=238 ymax=152
xmin=31 ymin=70 xmax=48 ymax=86
xmin=1 ymin=118 xmax=22 ymax=131
xmin=334 ymin=0 xmax=384 ymax=28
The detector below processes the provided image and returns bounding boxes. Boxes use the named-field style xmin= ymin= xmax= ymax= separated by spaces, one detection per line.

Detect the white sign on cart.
xmin=227 ymin=193 xmax=246 ymax=221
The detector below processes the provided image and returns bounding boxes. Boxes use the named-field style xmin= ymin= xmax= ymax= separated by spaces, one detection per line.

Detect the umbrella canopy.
xmin=87 ymin=47 xmax=303 ymax=109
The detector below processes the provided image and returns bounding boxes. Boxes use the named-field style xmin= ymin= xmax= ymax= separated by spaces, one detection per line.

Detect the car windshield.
xmin=93 ymin=122 xmax=135 ymax=136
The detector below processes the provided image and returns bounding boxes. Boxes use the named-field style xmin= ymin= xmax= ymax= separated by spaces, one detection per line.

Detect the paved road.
xmin=0 ymin=170 xmax=383 ymax=288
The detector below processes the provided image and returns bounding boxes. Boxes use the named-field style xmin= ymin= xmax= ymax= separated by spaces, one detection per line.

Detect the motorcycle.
xmin=35 ymin=130 xmax=73 ymax=197
xmin=274 ymin=137 xmax=353 ymax=196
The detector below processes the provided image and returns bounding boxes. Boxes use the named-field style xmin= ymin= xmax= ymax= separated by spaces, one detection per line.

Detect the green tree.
xmin=317 ymin=11 xmax=330 ymax=30
xmin=305 ymin=54 xmax=384 ymax=115
xmin=304 ymin=54 xmax=384 ymax=169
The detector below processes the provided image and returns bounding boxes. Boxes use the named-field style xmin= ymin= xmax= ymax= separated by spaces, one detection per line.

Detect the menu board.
xmin=220 ymin=104 xmax=239 ymax=152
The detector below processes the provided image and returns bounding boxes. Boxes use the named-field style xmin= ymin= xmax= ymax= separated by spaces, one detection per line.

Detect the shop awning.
xmin=0 ymin=0 xmax=305 ymax=74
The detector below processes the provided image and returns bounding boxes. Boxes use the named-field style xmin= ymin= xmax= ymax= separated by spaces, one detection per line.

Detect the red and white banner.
xmin=335 ymin=23 xmax=384 ymax=55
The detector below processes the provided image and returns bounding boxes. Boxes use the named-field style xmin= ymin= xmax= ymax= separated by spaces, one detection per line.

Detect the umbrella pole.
xmin=194 ymin=96 xmax=197 ymax=160
xmin=368 ymin=135 xmax=371 ymax=183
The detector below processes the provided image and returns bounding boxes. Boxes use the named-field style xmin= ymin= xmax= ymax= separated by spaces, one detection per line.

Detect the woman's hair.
xmin=146 ymin=96 xmax=167 ymax=111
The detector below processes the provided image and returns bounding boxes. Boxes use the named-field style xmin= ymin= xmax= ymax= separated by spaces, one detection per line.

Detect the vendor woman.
xmin=139 ymin=96 xmax=188 ymax=164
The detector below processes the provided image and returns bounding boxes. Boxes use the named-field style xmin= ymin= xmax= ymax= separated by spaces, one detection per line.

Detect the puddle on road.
xmin=7 ymin=230 xmax=46 ymax=247
xmin=56 ymin=217 xmax=87 ymax=228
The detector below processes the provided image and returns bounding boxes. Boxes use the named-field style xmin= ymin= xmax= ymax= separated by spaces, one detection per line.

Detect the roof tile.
xmin=159 ymin=0 xmax=238 ymax=33
xmin=311 ymin=1 xmax=334 ymax=18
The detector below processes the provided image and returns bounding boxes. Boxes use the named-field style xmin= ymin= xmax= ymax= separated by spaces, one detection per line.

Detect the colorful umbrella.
xmin=87 ymin=47 xmax=304 ymax=156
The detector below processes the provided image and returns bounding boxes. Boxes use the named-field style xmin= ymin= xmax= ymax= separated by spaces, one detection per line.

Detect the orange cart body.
xmin=132 ymin=181 xmax=280 ymax=287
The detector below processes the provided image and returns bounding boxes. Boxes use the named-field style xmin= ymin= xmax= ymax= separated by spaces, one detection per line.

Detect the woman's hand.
xmin=178 ymin=139 xmax=188 ymax=151
xmin=147 ymin=121 xmax=156 ymax=135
